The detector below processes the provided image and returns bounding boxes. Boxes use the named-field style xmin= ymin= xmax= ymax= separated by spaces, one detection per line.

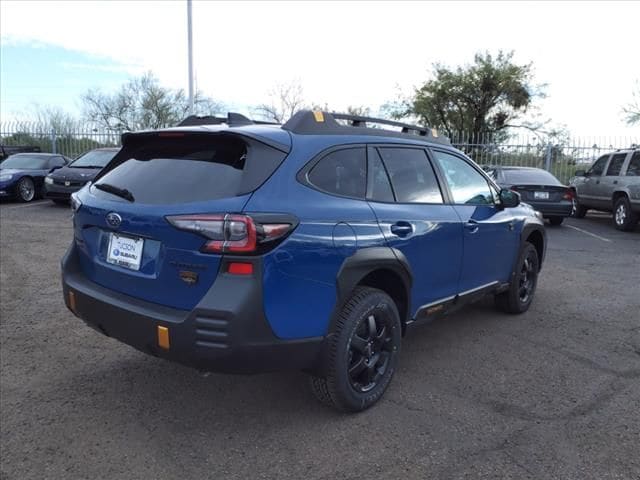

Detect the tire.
xmin=16 ymin=177 xmax=36 ymax=202
xmin=573 ymin=200 xmax=587 ymax=218
xmin=309 ymin=287 xmax=401 ymax=412
xmin=495 ymin=242 xmax=539 ymax=314
xmin=613 ymin=196 xmax=639 ymax=232
xmin=548 ymin=217 xmax=563 ymax=226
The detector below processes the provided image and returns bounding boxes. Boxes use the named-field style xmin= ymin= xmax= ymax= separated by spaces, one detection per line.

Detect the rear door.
xmin=430 ymin=149 xmax=520 ymax=292
xmin=600 ymin=152 xmax=628 ymax=201
xmin=74 ymin=131 xmax=288 ymax=310
xmin=366 ymin=145 xmax=463 ymax=315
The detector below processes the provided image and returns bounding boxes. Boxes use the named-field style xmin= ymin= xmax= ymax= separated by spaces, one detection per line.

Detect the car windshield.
xmin=71 ymin=150 xmax=118 ymax=168
xmin=502 ymin=169 xmax=562 ymax=185
xmin=0 ymin=155 xmax=49 ymax=170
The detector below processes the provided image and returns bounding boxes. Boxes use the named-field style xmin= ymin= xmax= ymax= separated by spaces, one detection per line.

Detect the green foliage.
xmin=411 ymin=51 xmax=540 ymax=142
xmin=622 ymin=80 xmax=640 ymax=126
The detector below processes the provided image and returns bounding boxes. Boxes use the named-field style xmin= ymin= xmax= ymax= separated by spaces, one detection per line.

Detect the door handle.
xmin=390 ymin=222 xmax=413 ymax=237
xmin=596 ymin=180 xmax=600 ymax=184
xmin=613 ymin=180 xmax=618 ymax=185
xmin=464 ymin=219 xmax=480 ymax=234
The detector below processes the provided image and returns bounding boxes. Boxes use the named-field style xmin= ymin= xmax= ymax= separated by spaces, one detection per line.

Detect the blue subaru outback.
xmin=61 ymin=111 xmax=546 ymax=412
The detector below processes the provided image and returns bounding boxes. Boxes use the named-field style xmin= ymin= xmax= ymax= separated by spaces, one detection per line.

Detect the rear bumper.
xmin=527 ymin=201 xmax=573 ymax=218
xmin=61 ymin=242 xmax=324 ymax=374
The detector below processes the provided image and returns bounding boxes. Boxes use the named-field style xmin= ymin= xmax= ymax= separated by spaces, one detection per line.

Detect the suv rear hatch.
xmin=73 ymin=130 xmax=289 ymax=310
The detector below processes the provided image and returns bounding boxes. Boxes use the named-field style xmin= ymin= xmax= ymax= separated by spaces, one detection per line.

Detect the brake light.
xmin=166 ymin=214 xmax=294 ymax=254
xmin=563 ymin=189 xmax=574 ymax=201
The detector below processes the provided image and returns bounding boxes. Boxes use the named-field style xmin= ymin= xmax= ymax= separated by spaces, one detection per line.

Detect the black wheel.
xmin=613 ymin=196 xmax=639 ymax=232
xmin=309 ymin=287 xmax=401 ymax=412
xmin=573 ymin=200 xmax=587 ymax=218
xmin=16 ymin=177 xmax=36 ymax=202
xmin=548 ymin=217 xmax=564 ymax=226
xmin=495 ymin=243 xmax=539 ymax=314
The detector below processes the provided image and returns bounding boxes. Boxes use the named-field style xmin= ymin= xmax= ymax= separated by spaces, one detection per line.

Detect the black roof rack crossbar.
xmin=178 ymin=113 xmax=280 ymax=127
xmin=282 ymin=110 xmax=450 ymax=145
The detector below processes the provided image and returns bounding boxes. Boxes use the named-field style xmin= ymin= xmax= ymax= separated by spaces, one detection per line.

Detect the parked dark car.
xmin=485 ymin=166 xmax=574 ymax=225
xmin=0 ymin=153 xmax=71 ymax=202
xmin=0 ymin=145 xmax=41 ymax=162
xmin=62 ymin=111 xmax=546 ymax=412
xmin=44 ymin=148 xmax=120 ymax=204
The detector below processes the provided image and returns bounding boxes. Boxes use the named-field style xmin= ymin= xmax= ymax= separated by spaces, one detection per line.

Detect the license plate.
xmin=534 ymin=191 xmax=549 ymax=200
xmin=107 ymin=233 xmax=144 ymax=271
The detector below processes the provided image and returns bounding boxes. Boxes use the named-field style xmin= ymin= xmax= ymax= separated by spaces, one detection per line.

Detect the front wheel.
xmin=309 ymin=287 xmax=401 ymax=412
xmin=613 ymin=196 xmax=639 ymax=232
xmin=16 ymin=177 xmax=36 ymax=202
xmin=495 ymin=242 xmax=539 ymax=314
xmin=548 ymin=217 xmax=564 ymax=226
xmin=573 ymin=200 xmax=587 ymax=218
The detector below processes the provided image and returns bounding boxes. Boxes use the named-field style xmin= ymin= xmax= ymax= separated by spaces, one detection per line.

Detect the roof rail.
xmin=282 ymin=110 xmax=450 ymax=145
xmin=178 ymin=113 xmax=280 ymax=127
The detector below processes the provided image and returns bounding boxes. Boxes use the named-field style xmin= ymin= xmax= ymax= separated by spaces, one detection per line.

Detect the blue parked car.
xmin=0 ymin=153 xmax=70 ymax=202
xmin=61 ymin=111 xmax=546 ymax=411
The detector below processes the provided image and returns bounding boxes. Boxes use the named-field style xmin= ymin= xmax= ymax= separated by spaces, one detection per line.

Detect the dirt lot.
xmin=1 ymin=200 xmax=639 ymax=480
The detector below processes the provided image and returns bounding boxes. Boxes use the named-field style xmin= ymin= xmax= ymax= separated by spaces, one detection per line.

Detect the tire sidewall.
xmin=614 ymin=197 xmax=630 ymax=230
xmin=509 ymin=243 xmax=539 ymax=313
xmin=329 ymin=290 xmax=401 ymax=411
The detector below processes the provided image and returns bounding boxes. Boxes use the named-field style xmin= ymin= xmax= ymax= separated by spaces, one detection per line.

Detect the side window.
xmin=50 ymin=156 xmax=66 ymax=168
xmin=588 ymin=155 xmax=609 ymax=176
xmin=625 ymin=151 xmax=640 ymax=176
xmin=377 ymin=148 xmax=443 ymax=204
xmin=432 ymin=150 xmax=494 ymax=205
xmin=367 ymin=149 xmax=394 ymax=202
xmin=307 ymin=147 xmax=366 ymax=198
xmin=605 ymin=153 xmax=626 ymax=176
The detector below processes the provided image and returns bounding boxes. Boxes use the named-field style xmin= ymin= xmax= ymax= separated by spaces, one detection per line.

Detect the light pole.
xmin=187 ymin=0 xmax=194 ymax=115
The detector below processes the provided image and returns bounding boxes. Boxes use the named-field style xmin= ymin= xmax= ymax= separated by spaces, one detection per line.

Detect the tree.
xmin=81 ymin=72 xmax=224 ymax=132
xmin=622 ymin=81 xmax=640 ymax=126
xmin=409 ymin=51 xmax=542 ymax=141
xmin=253 ymin=81 xmax=306 ymax=123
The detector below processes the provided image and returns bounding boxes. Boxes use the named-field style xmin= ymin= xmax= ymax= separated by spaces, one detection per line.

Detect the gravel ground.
xmin=1 ymin=200 xmax=639 ymax=480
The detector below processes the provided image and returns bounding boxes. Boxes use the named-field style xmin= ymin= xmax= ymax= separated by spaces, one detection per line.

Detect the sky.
xmin=1 ymin=0 xmax=639 ymax=138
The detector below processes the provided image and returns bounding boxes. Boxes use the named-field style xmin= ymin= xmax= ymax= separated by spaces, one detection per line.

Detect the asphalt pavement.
xmin=1 ymin=200 xmax=639 ymax=479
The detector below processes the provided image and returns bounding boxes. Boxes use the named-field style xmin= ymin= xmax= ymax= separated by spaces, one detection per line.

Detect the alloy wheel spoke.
xmin=349 ymin=357 xmax=367 ymax=377
xmin=367 ymin=315 xmax=377 ymax=340
xmin=350 ymin=334 xmax=368 ymax=354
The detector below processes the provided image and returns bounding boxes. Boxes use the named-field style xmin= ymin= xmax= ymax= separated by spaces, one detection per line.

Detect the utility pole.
xmin=187 ymin=0 xmax=194 ymax=115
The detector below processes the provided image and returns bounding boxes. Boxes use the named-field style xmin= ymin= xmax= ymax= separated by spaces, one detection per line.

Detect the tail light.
xmin=165 ymin=214 xmax=296 ymax=254
xmin=563 ymin=189 xmax=574 ymax=201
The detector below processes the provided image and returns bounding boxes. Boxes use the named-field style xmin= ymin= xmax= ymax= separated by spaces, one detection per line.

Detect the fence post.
xmin=544 ymin=143 xmax=552 ymax=171
xmin=50 ymin=128 xmax=57 ymax=154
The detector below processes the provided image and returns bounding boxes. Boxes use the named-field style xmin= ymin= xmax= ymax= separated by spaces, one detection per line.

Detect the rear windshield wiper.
xmin=94 ymin=183 xmax=135 ymax=202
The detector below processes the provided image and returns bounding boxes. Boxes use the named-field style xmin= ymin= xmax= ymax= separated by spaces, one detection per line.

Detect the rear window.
xmin=501 ymin=169 xmax=562 ymax=185
xmin=71 ymin=149 xmax=118 ymax=168
xmin=93 ymin=134 xmax=285 ymax=204
xmin=378 ymin=147 xmax=443 ymax=204
xmin=626 ymin=151 xmax=640 ymax=176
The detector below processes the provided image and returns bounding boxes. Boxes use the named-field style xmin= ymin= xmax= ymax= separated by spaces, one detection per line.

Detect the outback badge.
xmin=179 ymin=270 xmax=198 ymax=285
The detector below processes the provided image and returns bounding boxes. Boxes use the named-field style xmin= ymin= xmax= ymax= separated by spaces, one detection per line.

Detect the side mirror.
xmin=574 ymin=170 xmax=586 ymax=177
xmin=499 ymin=189 xmax=520 ymax=208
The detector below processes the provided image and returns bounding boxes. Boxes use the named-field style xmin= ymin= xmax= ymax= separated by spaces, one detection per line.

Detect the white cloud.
xmin=2 ymin=0 xmax=640 ymax=136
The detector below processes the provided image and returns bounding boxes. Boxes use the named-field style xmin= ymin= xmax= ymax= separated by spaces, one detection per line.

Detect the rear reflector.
xmin=68 ymin=290 xmax=77 ymax=313
xmin=157 ymin=326 xmax=170 ymax=349
xmin=227 ymin=262 xmax=254 ymax=275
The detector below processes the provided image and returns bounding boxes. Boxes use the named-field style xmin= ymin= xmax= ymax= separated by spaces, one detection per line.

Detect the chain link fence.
xmin=1 ymin=122 xmax=637 ymax=185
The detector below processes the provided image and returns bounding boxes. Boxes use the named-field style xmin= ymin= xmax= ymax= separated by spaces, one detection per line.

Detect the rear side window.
xmin=93 ymin=133 xmax=286 ymax=204
xmin=606 ymin=153 xmax=627 ymax=176
xmin=378 ymin=148 xmax=443 ymax=203
xmin=626 ymin=151 xmax=640 ymax=176
xmin=307 ymin=148 xmax=366 ymax=198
